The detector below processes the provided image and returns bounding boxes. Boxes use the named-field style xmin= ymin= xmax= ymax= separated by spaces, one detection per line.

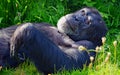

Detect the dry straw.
xmin=89 ymin=56 xmax=94 ymax=69
xmin=0 ymin=66 xmax=2 ymax=71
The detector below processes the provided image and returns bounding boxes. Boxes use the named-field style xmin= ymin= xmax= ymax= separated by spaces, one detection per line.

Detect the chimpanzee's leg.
xmin=10 ymin=23 xmax=94 ymax=74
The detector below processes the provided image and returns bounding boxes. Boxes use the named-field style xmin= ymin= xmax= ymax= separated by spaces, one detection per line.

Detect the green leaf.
xmin=0 ymin=17 xmax=3 ymax=23
xmin=83 ymin=1 xmax=96 ymax=7
xmin=7 ymin=0 xmax=10 ymax=3
xmin=112 ymin=0 xmax=116 ymax=2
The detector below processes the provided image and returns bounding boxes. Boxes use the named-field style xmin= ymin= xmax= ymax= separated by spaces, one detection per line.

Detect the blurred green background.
xmin=0 ymin=0 xmax=120 ymax=31
xmin=0 ymin=0 xmax=120 ymax=39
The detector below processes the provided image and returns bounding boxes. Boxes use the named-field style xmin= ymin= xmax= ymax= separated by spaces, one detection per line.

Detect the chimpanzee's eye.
xmin=81 ymin=10 xmax=85 ymax=16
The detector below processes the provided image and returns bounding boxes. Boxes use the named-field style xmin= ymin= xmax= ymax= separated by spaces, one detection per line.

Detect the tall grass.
xmin=57 ymin=36 xmax=120 ymax=75
xmin=0 ymin=33 xmax=120 ymax=75
xmin=0 ymin=0 xmax=120 ymax=75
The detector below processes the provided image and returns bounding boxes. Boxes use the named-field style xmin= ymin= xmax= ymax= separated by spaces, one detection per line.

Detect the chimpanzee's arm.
xmin=10 ymin=23 xmax=95 ymax=74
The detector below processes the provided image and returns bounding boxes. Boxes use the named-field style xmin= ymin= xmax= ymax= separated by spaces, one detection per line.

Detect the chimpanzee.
xmin=10 ymin=23 xmax=97 ymax=74
xmin=0 ymin=7 xmax=107 ymax=74
xmin=57 ymin=7 xmax=107 ymax=46
xmin=0 ymin=23 xmax=75 ymax=67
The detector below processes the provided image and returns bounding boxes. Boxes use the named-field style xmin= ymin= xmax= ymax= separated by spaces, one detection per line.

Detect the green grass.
xmin=0 ymin=0 xmax=120 ymax=75
xmin=0 ymin=33 xmax=120 ymax=75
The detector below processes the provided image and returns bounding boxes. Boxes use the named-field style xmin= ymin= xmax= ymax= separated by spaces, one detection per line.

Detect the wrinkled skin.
xmin=0 ymin=7 xmax=107 ymax=74
xmin=57 ymin=7 xmax=108 ymax=46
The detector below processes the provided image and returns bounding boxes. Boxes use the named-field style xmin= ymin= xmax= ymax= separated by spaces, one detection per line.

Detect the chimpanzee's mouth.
xmin=64 ymin=16 xmax=79 ymax=36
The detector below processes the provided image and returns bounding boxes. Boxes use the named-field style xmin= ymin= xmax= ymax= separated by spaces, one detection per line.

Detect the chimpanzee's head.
xmin=57 ymin=7 xmax=108 ymax=46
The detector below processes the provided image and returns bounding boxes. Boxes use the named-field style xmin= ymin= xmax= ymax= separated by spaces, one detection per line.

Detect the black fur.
xmin=10 ymin=24 xmax=95 ymax=74
xmin=0 ymin=7 xmax=107 ymax=74
xmin=0 ymin=23 xmax=74 ymax=67
xmin=57 ymin=7 xmax=108 ymax=46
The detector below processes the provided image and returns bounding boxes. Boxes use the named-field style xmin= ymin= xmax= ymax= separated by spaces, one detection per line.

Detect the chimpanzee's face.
xmin=57 ymin=7 xmax=107 ymax=41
